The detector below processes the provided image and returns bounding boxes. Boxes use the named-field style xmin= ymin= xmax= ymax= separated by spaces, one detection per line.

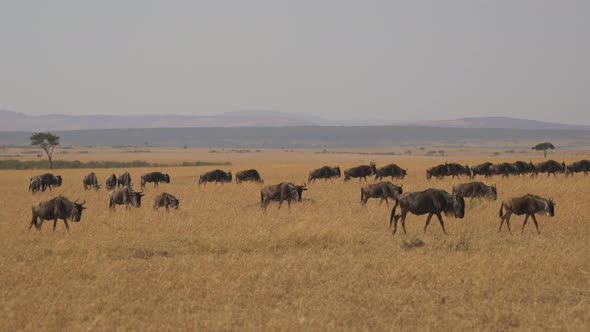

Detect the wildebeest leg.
xmin=400 ymin=212 xmax=407 ymax=234
xmin=29 ymin=214 xmax=38 ymax=231
xmin=505 ymin=214 xmax=513 ymax=234
xmin=63 ymin=219 xmax=70 ymax=232
xmin=521 ymin=214 xmax=530 ymax=234
xmin=531 ymin=214 xmax=541 ymax=234
xmin=498 ymin=215 xmax=506 ymax=233
xmin=435 ymin=213 xmax=447 ymax=234
xmin=423 ymin=213 xmax=434 ymax=233
xmin=53 ymin=219 xmax=58 ymax=232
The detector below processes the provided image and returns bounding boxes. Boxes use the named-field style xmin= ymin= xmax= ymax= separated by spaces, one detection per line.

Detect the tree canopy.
xmin=532 ymin=142 xmax=555 ymax=158
xmin=30 ymin=132 xmax=60 ymax=169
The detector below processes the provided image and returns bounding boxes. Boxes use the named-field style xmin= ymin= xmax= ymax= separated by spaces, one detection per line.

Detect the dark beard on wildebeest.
xmin=389 ymin=189 xmax=465 ymax=235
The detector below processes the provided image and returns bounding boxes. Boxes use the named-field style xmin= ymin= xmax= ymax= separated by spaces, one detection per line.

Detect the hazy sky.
xmin=1 ymin=1 xmax=589 ymax=123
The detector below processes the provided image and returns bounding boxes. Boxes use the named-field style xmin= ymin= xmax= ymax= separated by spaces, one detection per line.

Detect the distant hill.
xmin=404 ymin=117 xmax=590 ymax=130
xmin=0 ymin=110 xmax=587 ymax=132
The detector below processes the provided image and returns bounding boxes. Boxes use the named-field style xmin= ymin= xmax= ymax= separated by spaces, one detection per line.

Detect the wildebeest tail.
xmin=499 ymin=203 xmax=504 ymax=218
xmin=389 ymin=199 xmax=399 ymax=227
xmin=260 ymin=191 xmax=264 ymax=204
xmin=360 ymin=188 xmax=363 ymax=203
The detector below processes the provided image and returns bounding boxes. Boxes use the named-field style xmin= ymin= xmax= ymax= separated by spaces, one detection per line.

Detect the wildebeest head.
xmin=488 ymin=184 xmax=498 ymax=200
xmin=56 ymin=175 xmax=63 ymax=186
xmin=133 ymin=191 xmax=145 ymax=207
xmin=335 ymin=167 xmax=341 ymax=178
xmin=164 ymin=174 xmax=171 ymax=183
xmin=292 ymin=183 xmax=308 ymax=201
xmin=546 ymin=198 xmax=555 ymax=217
xmin=72 ymin=199 xmax=87 ymax=222
xmin=227 ymin=172 xmax=232 ymax=182
xmin=369 ymin=162 xmax=377 ymax=174
xmin=400 ymin=169 xmax=408 ymax=179
xmin=447 ymin=195 xmax=465 ymax=219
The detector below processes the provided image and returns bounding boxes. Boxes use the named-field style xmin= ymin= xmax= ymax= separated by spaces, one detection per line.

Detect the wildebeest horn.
xmin=80 ymin=200 xmax=86 ymax=205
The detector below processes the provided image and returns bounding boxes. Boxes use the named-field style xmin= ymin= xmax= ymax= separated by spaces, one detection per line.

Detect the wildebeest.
xmin=308 ymin=166 xmax=341 ymax=183
xmin=426 ymin=164 xmax=449 ymax=180
xmin=389 ymin=189 xmax=465 ymax=235
xmin=106 ymin=174 xmax=117 ymax=190
xmin=199 ymin=169 xmax=232 ymax=185
xmin=29 ymin=176 xmax=43 ymax=193
xmin=83 ymin=172 xmax=100 ymax=190
xmin=360 ymin=182 xmax=403 ymax=206
xmin=531 ymin=160 xmax=565 ymax=177
xmin=153 ymin=193 xmax=179 ymax=211
xmin=470 ymin=162 xmax=494 ymax=179
xmin=344 ymin=162 xmax=377 ymax=182
xmin=374 ymin=164 xmax=407 ymax=181
xmin=565 ymin=160 xmax=590 ymax=177
xmin=452 ymin=181 xmax=497 ymax=201
xmin=29 ymin=197 xmax=86 ymax=232
xmin=117 ymin=172 xmax=132 ymax=187
xmin=489 ymin=162 xmax=517 ymax=178
xmin=141 ymin=172 xmax=170 ymax=188
xmin=236 ymin=169 xmax=264 ymax=183
xmin=446 ymin=163 xmax=471 ymax=179
xmin=260 ymin=182 xmax=307 ymax=210
xmin=498 ymin=195 xmax=555 ymax=234
xmin=30 ymin=173 xmax=63 ymax=191
xmin=511 ymin=161 xmax=534 ymax=176
xmin=109 ymin=186 xmax=144 ymax=210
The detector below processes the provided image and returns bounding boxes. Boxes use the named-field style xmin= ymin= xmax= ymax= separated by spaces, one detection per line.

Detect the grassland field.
xmin=0 ymin=148 xmax=589 ymax=331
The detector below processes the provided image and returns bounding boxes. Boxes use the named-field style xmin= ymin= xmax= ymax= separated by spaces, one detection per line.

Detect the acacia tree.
xmin=31 ymin=132 xmax=60 ymax=169
xmin=532 ymin=142 xmax=555 ymax=158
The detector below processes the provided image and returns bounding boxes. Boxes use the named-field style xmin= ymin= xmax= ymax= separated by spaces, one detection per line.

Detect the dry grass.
xmin=1 ymin=150 xmax=589 ymax=331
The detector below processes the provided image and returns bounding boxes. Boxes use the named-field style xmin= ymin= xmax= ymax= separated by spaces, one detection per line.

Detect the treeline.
xmin=0 ymin=159 xmax=230 ymax=170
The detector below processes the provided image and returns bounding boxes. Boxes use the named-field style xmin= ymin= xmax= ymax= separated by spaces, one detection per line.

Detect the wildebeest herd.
xmin=27 ymin=159 xmax=589 ymax=234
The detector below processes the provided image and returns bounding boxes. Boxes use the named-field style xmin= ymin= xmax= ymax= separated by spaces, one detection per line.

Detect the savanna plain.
xmin=1 ymin=148 xmax=589 ymax=331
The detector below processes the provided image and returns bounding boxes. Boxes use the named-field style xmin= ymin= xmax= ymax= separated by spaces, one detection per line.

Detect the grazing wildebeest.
xmin=498 ymin=195 xmax=555 ymax=234
xmin=490 ymin=162 xmax=517 ymax=178
xmin=106 ymin=173 xmax=117 ymax=190
xmin=83 ymin=172 xmax=100 ymax=190
xmin=29 ymin=197 xmax=86 ymax=232
xmin=236 ymin=169 xmax=264 ymax=183
xmin=446 ymin=163 xmax=471 ymax=179
xmin=198 ymin=169 xmax=232 ymax=185
xmin=31 ymin=173 xmax=63 ymax=191
xmin=141 ymin=172 xmax=170 ymax=188
xmin=452 ymin=181 xmax=497 ymax=201
xmin=374 ymin=164 xmax=407 ymax=181
xmin=470 ymin=162 xmax=494 ymax=179
xmin=565 ymin=160 xmax=590 ymax=177
xmin=117 ymin=172 xmax=132 ymax=187
xmin=153 ymin=193 xmax=179 ymax=211
xmin=426 ymin=164 xmax=449 ymax=180
xmin=109 ymin=186 xmax=144 ymax=210
xmin=360 ymin=182 xmax=403 ymax=206
xmin=344 ymin=162 xmax=377 ymax=182
xmin=511 ymin=161 xmax=535 ymax=176
xmin=389 ymin=189 xmax=465 ymax=235
xmin=308 ymin=166 xmax=341 ymax=183
xmin=260 ymin=182 xmax=307 ymax=211
xmin=531 ymin=160 xmax=565 ymax=177
xmin=29 ymin=176 xmax=43 ymax=193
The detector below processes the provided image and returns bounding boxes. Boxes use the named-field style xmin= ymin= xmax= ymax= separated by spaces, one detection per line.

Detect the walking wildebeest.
xmin=308 ymin=166 xmax=341 ymax=183
xmin=374 ymin=164 xmax=407 ymax=181
xmin=106 ymin=173 xmax=117 ymax=190
xmin=141 ymin=172 xmax=170 ymax=188
xmin=29 ymin=197 xmax=86 ymax=232
xmin=360 ymin=182 xmax=403 ymax=206
xmin=198 ymin=169 xmax=232 ymax=185
xmin=153 ymin=193 xmax=179 ymax=211
xmin=31 ymin=173 xmax=62 ymax=191
xmin=83 ymin=172 xmax=100 ymax=190
xmin=389 ymin=189 xmax=465 ymax=235
xmin=236 ymin=169 xmax=264 ymax=183
xmin=260 ymin=182 xmax=307 ymax=211
xmin=452 ymin=181 xmax=497 ymax=201
xmin=446 ymin=163 xmax=471 ymax=179
xmin=117 ymin=172 xmax=132 ymax=187
xmin=426 ymin=164 xmax=449 ymax=180
xmin=490 ymin=162 xmax=517 ymax=178
xmin=470 ymin=162 xmax=494 ymax=179
xmin=344 ymin=162 xmax=377 ymax=182
xmin=531 ymin=160 xmax=565 ymax=177
xmin=565 ymin=160 xmax=590 ymax=177
xmin=109 ymin=186 xmax=144 ymax=210
xmin=498 ymin=195 xmax=555 ymax=234
xmin=511 ymin=161 xmax=535 ymax=176
xmin=29 ymin=176 xmax=43 ymax=193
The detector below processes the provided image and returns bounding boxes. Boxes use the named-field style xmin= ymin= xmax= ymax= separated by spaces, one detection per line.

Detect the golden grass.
xmin=1 ymin=150 xmax=589 ymax=331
